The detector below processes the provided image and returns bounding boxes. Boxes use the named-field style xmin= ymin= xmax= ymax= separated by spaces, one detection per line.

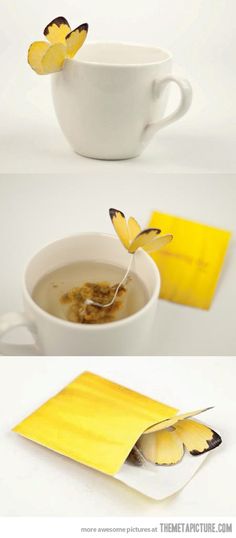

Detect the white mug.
xmin=52 ymin=42 xmax=192 ymax=160
xmin=0 ymin=234 xmax=160 ymax=356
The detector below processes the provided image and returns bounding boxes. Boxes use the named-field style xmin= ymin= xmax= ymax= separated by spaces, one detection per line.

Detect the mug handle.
xmin=0 ymin=312 xmax=38 ymax=356
xmin=141 ymin=75 xmax=192 ymax=145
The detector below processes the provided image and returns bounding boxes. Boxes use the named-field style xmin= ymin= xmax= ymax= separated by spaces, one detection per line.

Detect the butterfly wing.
xmin=128 ymin=228 xmax=161 ymax=254
xmin=44 ymin=16 xmax=71 ymax=44
xmin=42 ymin=43 xmax=66 ymax=74
xmin=144 ymin=407 xmax=213 ymax=434
xmin=175 ymin=419 xmax=222 ymax=455
xmin=128 ymin=217 xmax=141 ymax=242
xmin=28 ymin=41 xmax=50 ymax=74
xmin=142 ymin=233 xmax=173 ymax=253
xmin=137 ymin=429 xmax=184 ymax=465
xmin=66 ymin=23 xmax=89 ymax=58
xmin=109 ymin=208 xmax=130 ymax=249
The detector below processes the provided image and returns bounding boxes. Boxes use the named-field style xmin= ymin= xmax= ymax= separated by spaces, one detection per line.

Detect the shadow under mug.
xmin=52 ymin=42 xmax=192 ymax=160
xmin=0 ymin=234 xmax=160 ymax=356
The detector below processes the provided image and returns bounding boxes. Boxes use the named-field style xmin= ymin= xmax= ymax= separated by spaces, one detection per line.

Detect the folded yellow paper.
xmin=13 ymin=372 xmax=177 ymax=475
xmin=148 ymin=211 xmax=232 ymax=309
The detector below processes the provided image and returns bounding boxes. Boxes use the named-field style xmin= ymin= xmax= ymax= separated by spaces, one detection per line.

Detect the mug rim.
xmin=70 ymin=40 xmax=172 ymax=68
xmin=22 ymin=232 xmax=160 ymax=331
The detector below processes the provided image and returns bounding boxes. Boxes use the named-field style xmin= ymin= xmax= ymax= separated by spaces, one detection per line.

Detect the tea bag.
xmin=60 ymin=280 xmax=129 ymax=324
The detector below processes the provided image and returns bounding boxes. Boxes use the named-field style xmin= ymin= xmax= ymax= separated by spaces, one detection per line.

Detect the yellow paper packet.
xmin=13 ymin=371 xmax=177 ymax=476
xmin=148 ymin=211 xmax=232 ymax=309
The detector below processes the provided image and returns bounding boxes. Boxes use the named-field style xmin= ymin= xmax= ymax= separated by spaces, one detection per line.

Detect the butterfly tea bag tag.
xmin=148 ymin=211 xmax=232 ymax=309
xmin=13 ymin=372 xmax=221 ymax=500
xmin=28 ymin=17 xmax=89 ymax=75
xmin=78 ymin=207 xmax=173 ymax=316
xmin=89 ymin=208 xmax=173 ymax=315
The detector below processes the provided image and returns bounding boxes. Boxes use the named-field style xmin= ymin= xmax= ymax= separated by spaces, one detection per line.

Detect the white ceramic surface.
xmin=51 ymin=42 xmax=192 ymax=160
xmin=0 ymin=234 xmax=160 ymax=356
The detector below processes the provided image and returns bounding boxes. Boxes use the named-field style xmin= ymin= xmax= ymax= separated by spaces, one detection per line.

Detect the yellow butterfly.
xmin=109 ymin=208 xmax=173 ymax=254
xmin=137 ymin=407 xmax=222 ymax=465
xmin=28 ymin=16 xmax=89 ymax=75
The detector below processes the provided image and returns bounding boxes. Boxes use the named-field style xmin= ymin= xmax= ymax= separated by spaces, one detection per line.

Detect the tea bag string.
xmin=85 ymin=255 xmax=134 ymax=308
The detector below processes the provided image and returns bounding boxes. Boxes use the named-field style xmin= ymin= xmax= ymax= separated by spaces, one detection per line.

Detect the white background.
xmin=0 ymin=173 xmax=235 ymax=356
xmin=0 ymin=0 xmax=235 ymax=173
xmin=0 ymin=356 xmax=235 ymax=516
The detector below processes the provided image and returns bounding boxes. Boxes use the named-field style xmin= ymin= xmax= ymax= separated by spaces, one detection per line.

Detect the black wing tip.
xmin=44 ymin=16 xmax=70 ymax=36
xmin=190 ymin=430 xmax=222 ymax=456
xmin=66 ymin=23 xmax=89 ymax=40
xmin=137 ymin=227 xmax=161 ymax=237
xmin=109 ymin=208 xmax=125 ymax=220
xmin=78 ymin=22 xmax=89 ymax=32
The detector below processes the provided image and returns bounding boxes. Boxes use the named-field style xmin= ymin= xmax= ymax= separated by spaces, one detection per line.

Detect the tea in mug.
xmin=32 ymin=260 xmax=148 ymax=324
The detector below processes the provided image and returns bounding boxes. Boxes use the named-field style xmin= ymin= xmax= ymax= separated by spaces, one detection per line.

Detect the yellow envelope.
xmin=13 ymin=371 xmax=178 ymax=475
xmin=148 ymin=211 xmax=232 ymax=309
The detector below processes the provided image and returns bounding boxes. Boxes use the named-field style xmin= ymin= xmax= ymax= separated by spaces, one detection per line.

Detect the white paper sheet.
xmin=116 ymin=452 xmax=208 ymax=500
